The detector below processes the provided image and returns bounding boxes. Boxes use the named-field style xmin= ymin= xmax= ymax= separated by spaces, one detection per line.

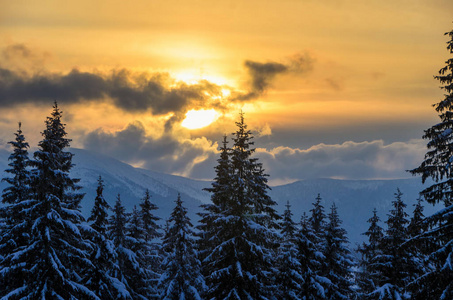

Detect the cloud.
xmin=1 ymin=43 xmax=50 ymax=72
xmin=254 ymin=140 xmax=426 ymax=184
xmin=236 ymin=52 xmax=315 ymax=100
xmin=82 ymin=121 xmax=219 ymax=178
xmin=0 ymin=68 xmax=228 ymax=116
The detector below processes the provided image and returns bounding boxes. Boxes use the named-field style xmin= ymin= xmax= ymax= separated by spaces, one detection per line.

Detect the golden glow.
xmin=181 ymin=109 xmax=219 ymax=130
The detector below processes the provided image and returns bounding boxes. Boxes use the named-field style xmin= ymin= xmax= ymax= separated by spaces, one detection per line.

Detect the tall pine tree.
xmin=322 ymin=203 xmax=355 ymax=300
xmin=296 ymin=212 xmax=327 ymax=300
xmin=84 ymin=176 xmax=130 ymax=299
xmin=275 ymin=201 xmax=302 ymax=300
xmin=409 ymin=25 xmax=453 ymax=300
xmin=369 ymin=189 xmax=410 ymax=300
xmin=2 ymin=103 xmax=98 ymax=298
xmin=357 ymin=208 xmax=384 ymax=296
xmin=159 ymin=193 xmax=204 ymax=299
xmin=0 ymin=123 xmax=32 ymax=297
xmin=201 ymin=112 xmax=280 ymax=299
xmin=108 ymin=194 xmax=149 ymax=300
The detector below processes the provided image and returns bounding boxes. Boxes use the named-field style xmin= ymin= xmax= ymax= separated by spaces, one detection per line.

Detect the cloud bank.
xmin=82 ymin=125 xmax=426 ymax=184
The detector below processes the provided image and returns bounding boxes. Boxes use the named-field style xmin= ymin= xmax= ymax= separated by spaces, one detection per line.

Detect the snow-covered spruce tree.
xmin=275 ymin=201 xmax=302 ymax=300
xmin=201 ymin=112 xmax=280 ymax=299
xmin=139 ymin=189 xmax=162 ymax=296
xmin=0 ymin=123 xmax=32 ymax=297
xmin=356 ymin=208 xmax=384 ymax=296
xmin=84 ymin=176 xmax=130 ymax=299
xmin=296 ymin=212 xmax=327 ymax=300
xmin=409 ymin=26 xmax=453 ymax=300
xmin=2 ymin=103 xmax=97 ymax=298
xmin=127 ymin=205 xmax=156 ymax=298
xmin=159 ymin=193 xmax=204 ymax=299
xmin=369 ymin=189 xmax=410 ymax=300
xmin=109 ymin=194 xmax=149 ymax=300
xmin=197 ymin=135 xmax=230 ymax=264
xmin=309 ymin=194 xmax=327 ymax=273
xmin=322 ymin=203 xmax=355 ymax=300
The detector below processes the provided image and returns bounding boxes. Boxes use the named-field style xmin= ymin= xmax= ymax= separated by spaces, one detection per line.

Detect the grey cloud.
xmin=0 ymin=67 xmax=227 ymax=116
xmin=83 ymin=121 xmax=218 ymax=178
xmin=238 ymin=52 xmax=314 ymax=100
xmin=255 ymin=140 xmax=426 ymax=184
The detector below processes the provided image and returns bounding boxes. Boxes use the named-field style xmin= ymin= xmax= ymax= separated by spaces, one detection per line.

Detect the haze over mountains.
xmin=0 ymin=147 xmax=438 ymax=246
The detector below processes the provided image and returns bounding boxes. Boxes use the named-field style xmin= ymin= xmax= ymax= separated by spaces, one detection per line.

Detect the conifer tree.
xmin=322 ymin=203 xmax=355 ymax=300
xmin=139 ymin=189 xmax=162 ymax=293
xmin=0 ymin=123 xmax=32 ymax=297
xmin=296 ymin=212 xmax=327 ymax=300
xmin=357 ymin=208 xmax=384 ymax=296
xmin=201 ymin=112 xmax=280 ymax=299
xmin=409 ymin=25 xmax=453 ymax=300
xmin=197 ymin=135 xmax=230 ymax=263
xmin=2 ymin=103 xmax=97 ymax=298
xmin=85 ymin=177 xmax=130 ymax=299
xmin=109 ymin=194 xmax=149 ymax=300
xmin=369 ymin=189 xmax=410 ymax=300
xmin=159 ymin=193 xmax=204 ymax=299
xmin=275 ymin=201 xmax=302 ymax=300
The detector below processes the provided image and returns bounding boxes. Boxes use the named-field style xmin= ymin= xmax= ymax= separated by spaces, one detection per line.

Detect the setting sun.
xmin=181 ymin=109 xmax=219 ymax=130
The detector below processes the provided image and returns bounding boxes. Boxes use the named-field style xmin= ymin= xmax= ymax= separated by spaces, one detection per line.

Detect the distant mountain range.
xmin=0 ymin=147 xmax=440 ymax=246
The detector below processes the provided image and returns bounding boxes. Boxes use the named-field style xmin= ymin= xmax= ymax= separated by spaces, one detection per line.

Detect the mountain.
xmin=0 ymin=147 xmax=438 ymax=246
xmin=269 ymin=178 xmax=439 ymax=246
xmin=0 ymin=147 xmax=212 ymax=223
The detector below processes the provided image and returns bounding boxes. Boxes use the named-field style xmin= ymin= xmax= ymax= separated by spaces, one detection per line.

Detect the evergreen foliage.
xmin=159 ymin=193 xmax=204 ymax=299
xmin=2 ymin=103 xmax=97 ymax=298
xmin=409 ymin=26 xmax=453 ymax=300
xmin=356 ymin=208 xmax=384 ymax=296
xmin=139 ymin=189 xmax=162 ymax=296
xmin=201 ymin=112 xmax=280 ymax=299
xmin=369 ymin=189 xmax=410 ymax=300
xmin=0 ymin=123 xmax=32 ymax=297
xmin=275 ymin=202 xmax=302 ymax=300
xmin=109 ymin=194 xmax=149 ymax=300
xmin=85 ymin=176 xmax=130 ymax=299
xmin=322 ymin=203 xmax=355 ymax=300
xmin=296 ymin=213 xmax=327 ymax=300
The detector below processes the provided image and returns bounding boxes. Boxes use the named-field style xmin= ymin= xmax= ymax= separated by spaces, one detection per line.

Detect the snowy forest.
xmin=0 ymin=29 xmax=452 ymax=300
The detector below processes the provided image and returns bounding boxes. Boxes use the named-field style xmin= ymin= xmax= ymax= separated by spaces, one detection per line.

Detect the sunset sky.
xmin=1 ymin=0 xmax=452 ymax=184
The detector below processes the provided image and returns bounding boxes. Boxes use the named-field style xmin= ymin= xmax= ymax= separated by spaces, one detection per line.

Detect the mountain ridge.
xmin=0 ymin=147 xmax=436 ymax=245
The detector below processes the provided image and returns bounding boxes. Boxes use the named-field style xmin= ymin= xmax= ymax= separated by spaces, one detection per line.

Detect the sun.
xmin=181 ymin=109 xmax=219 ymax=130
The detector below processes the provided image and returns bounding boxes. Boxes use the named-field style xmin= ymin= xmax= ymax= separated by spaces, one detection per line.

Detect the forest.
xmin=0 ymin=28 xmax=452 ymax=300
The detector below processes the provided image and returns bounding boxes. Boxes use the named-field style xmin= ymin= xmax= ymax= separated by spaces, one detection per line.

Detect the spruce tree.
xmin=322 ymin=203 xmax=355 ymax=300
xmin=296 ymin=212 xmax=327 ymax=300
xmin=2 ymin=103 xmax=97 ymax=298
xmin=0 ymin=123 xmax=32 ymax=297
xmin=409 ymin=25 xmax=453 ymax=300
xmin=85 ymin=176 xmax=130 ymax=299
xmin=108 ymin=194 xmax=149 ymax=300
xmin=357 ymin=208 xmax=384 ymax=296
xmin=201 ymin=112 xmax=280 ymax=299
xmin=369 ymin=189 xmax=410 ymax=300
xmin=159 ymin=193 xmax=204 ymax=299
xmin=139 ymin=189 xmax=162 ymax=294
xmin=197 ymin=135 xmax=230 ymax=265
xmin=275 ymin=201 xmax=302 ymax=300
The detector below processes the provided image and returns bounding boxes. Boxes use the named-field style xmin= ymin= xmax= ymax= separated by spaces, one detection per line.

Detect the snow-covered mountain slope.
xmin=0 ymin=147 xmax=439 ymax=246
xmin=269 ymin=178 xmax=440 ymax=246
xmin=0 ymin=147 xmax=211 ymax=222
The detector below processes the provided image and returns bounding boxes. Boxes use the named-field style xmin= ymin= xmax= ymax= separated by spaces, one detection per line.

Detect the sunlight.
xmin=181 ymin=109 xmax=219 ymax=130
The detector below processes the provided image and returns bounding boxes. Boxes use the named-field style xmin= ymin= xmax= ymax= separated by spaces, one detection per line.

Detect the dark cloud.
xmin=0 ymin=67 xmax=227 ymax=117
xmin=83 ymin=121 xmax=218 ymax=178
xmin=238 ymin=52 xmax=314 ymax=100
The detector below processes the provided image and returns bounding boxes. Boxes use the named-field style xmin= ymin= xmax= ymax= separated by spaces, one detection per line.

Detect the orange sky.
xmin=0 ymin=0 xmax=452 ymax=183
